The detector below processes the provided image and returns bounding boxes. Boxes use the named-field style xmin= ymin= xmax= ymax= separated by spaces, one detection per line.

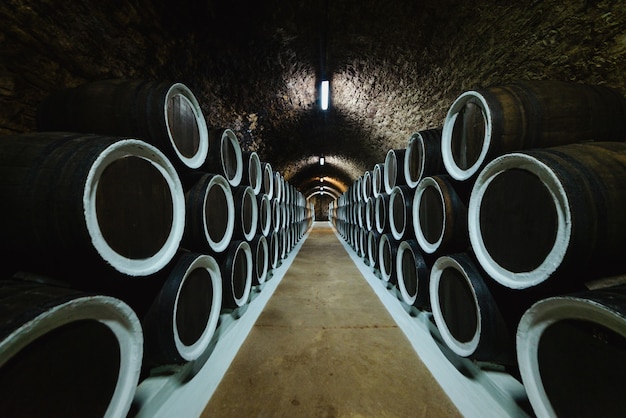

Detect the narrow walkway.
xmin=202 ymin=223 xmax=460 ymax=417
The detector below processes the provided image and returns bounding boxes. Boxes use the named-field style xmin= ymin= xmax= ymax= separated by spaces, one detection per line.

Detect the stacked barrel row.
xmin=331 ymin=80 xmax=626 ymax=417
xmin=0 ymin=79 xmax=311 ymax=417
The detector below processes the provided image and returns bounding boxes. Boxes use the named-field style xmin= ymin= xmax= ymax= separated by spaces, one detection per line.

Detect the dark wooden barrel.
xmin=404 ymin=128 xmax=444 ymax=188
xmin=378 ymin=233 xmax=400 ymax=285
xmin=517 ymin=285 xmax=626 ymax=418
xmin=37 ymin=79 xmax=209 ymax=170
xmin=0 ymin=132 xmax=185 ymax=278
xmin=0 ymin=279 xmax=142 ymax=418
xmin=396 ymin=240 xmax=430 ymax=309
xmin=389 ymin=185 xmax=415 ymax=241
xmin=257 ymin=194 xmax=272 ymax=237
xmin=260 ymin=162 xmax=274 ymax=199
xmin=201 ymin=128 xmax=243 ymax=187
xmin=183 ymin=173 xmax=235 ymax=254
xmin=413 ymin=175 xmax=469 ymax=255
xmin=469 ymin=141 xmax=626 ymax=290
xmin=375 ymin=193 xmax=391 ymax=234
xmin=367 ymin=230 xmax=382 ymax=270
xmin=217 ymin=240 xmax=252 ymax=309
xmin=242 ymin=151 xmax=262 ymax=195
xmin=442 ymin=80 xmax=626 ymax=181
xmin=142 ymin=252 xmax=222 ymax=367
xmin=429 ymin=253 xmax=512 ymax=363
xmin=269 ymin=231 xmax=280 ymax=270
xmin=250 ymin=234 xmax=269 ymax=285
xmin=383 ymin=148 xmax=407 ymax=194
xmin=232 ymin=185 xmax=258 ymax=242
xmin=372 ymin=163 xmax=384 ymax=198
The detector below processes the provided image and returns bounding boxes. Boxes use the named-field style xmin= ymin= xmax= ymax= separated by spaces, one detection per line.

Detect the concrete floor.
xmin=202 ymin=223 xmax=460 ymax=417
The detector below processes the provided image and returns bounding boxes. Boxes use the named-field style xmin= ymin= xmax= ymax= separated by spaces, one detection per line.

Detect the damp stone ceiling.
xmin=2 ymin=0 xmax=626 ymax=201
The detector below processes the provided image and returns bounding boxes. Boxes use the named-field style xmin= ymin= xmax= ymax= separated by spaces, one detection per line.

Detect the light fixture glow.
xmin=321 ymin=80 xmax=329 ymax=110
xmin=320 ymin=156 xmax=325 ymax=166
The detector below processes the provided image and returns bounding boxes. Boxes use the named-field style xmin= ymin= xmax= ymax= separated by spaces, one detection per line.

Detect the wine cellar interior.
xmin=2 ymin=1 xmax=626 ymax=417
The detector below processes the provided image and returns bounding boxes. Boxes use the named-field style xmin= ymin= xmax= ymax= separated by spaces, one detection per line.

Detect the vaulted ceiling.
xmin=2 ymin=0 xmax=626 ymax=203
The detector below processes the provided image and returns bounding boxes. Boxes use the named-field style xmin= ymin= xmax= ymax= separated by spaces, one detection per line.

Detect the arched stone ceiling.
xmin=2 ymin=0 xmax=626 ymax=199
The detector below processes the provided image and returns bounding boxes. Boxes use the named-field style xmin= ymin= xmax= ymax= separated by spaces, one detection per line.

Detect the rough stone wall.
xmin=1 ymin=0 xmax=626 ymax=195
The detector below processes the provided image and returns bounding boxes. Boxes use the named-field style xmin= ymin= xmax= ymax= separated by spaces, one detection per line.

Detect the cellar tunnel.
xmin=2 ymin=0 xmax=626 ymax=211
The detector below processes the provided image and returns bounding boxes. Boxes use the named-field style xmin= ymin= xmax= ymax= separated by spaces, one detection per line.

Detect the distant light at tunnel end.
xmin=319 ymin=156 xmax=325 ymax=166
xmin=321 ymin=80 xmax=329 ymax=110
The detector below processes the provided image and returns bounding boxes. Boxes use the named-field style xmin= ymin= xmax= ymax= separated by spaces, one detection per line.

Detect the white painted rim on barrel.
xmin=441 ymin=90 xmax=492 ymax=181
xmin=372 ymin=163 xmax=383 ymax=198
xmin=231 ymin=241 xmax=253 ymax=307
xmin=365 ymin=196 xmax=375 ymax=231
xmin=203 ymin=174 xmax=236 ymax=253
xmin=221 ymin=129 xmax=244 ymax=187
xmin=375 ymin=194 xmax=387 ymax=234
xmin=429 ymin=255 xmax=481 ymax=357
xmin=383 ymin=149 xmax=397 ymax=195
xmin=258 ymin=194 xmax=272 ymax=236
xmin=413 ymin=176 xmax=445 ymax=254
xmin=262 ymin=163 xmax=274 ymax=199
xmin=468 ymin=153 xmax=571 ymax=289
xmin=367 ymin=230 xmax=378 ymax=268
xmin=173 ymin=254 xmax=222 ymax=361
xmin=378 ymin=234 xmax=393 ymax=282
xmin=0 ymin=295 xmax=143 ymax=418
xmin=241 ymin=185 xmax=259 ymax=242
xmin=404 ymin=133 xmax=425 ymax=188
xmin=84 ymin=139 xmax=185 ymax=276
xmin=389 ymin=186 xmax=406 ymax=241
xmin=516 ymin=296 xmax=626 ymax=418
xmin=164 ymin=83 xmax=209 ymax=169
xmin=248 ymin=151 xmax=263 ymax=195
xmin=396 ymin=240 xmax=417 ymax=305
xmin=256 ymin=235 xmax=269 ymax=284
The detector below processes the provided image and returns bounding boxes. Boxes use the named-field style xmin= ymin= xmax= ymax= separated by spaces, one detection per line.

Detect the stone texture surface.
xmin=202 ymin=224 xmax=460 ymax=417
xmin=1 ymin=0 xmax=626 ymax=201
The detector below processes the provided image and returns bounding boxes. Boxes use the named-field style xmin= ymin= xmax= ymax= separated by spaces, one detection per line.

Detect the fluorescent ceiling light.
xmin=321 ymin=80 xmax=329 ymax=110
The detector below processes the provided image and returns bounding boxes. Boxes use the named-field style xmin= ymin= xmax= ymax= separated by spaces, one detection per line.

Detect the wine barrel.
xmin=413 ymin=175 xmax=469 ymax=255
xmin=260 ymin=162 xmax=274 ymax=199
xmin=183 ymin=173 xmax=235 ymax=254
xmin=378 ymin=233 xmax=400 ymax=284
xmin=367 ymin=230 xmax=382 ymax=270
xmin=37 ymin=79 xmax=209 ymax=170
xmin=250 ymin=234 xmax=269 ymax=285
xmin=384 ymin=148 xmax=407 ymax=194
xmin=242 ymin=151 xmax=262 ymax=195
xmin=372 ymin=163 xmax=384 ymax=198
xmin=396 ymin=240 xmax=430 ymax=309
xmin=201 ymin=128 xmax=243 ymax=187
xmin=257 ymin=194 xmax=272 ymax=237
xmin=217 ymin=240 xmax=252 ymax=309
xmin=469 ymin=141 xmax=626 ymax=289
xmin=389 ymin=185 xmax=415 ymax=241
xmin=0 ymin=132 xmax=185 ymax=278
xmin=517 ymin=285 xmax=626 ymax=418
xmin=268 ymin=231 xmax=280 ymax=270
xmin=0 ymin=279 xmax=142 ymax=418
xmin=404 ymin=128 xmax=444 ymax=188
xmin=232 ymin=185 xmax=258 ymax=242
xmin=365 ymin=196 xmax=375 ymax=232
xmin=142 ymin=252 xmax=222 ymax=367
xmin=429 ymin=253 xmax=511 ymax=363
xmin=441 ymin=80 xmax=626 ymax=181
xmin=374 ymin=193 xmax=391 ymax=234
